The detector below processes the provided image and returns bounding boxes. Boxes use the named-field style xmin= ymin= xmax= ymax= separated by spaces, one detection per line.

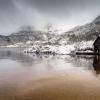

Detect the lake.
xmin=0 ymin=48 xmax=100 ymax=100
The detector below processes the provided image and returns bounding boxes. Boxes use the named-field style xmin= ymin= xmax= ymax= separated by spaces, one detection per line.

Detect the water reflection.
xmin=0 ymin=48 xmax=97 ymax=72
xmin=1 ymin=48 xmax=100 ymax=77
xmin=1 ymin=49 xmax=100 ymax=100
xmin=0 ymin=49 xmax=34 ymax=66
xmin=0 ymin=48 xmax=55 ymax=67
xmin=93 ymin=55 xmax=100 ymax=75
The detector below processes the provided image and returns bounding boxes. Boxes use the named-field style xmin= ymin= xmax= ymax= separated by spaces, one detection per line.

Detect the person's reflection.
xmin=93 ymin=55 xmax=100 ymax=75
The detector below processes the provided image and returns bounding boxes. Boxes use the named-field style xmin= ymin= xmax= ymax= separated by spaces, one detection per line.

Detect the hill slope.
xmin=61 ymin=15 xmax=100 ymax=44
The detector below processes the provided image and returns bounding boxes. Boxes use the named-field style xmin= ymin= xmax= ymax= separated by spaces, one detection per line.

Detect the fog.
xmin=0 ymin=0 xmax=100 ymax=35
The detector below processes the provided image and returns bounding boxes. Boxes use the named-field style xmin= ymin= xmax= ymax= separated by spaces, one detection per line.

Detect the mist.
xmin=0 ymin=0 xmax=100 ymax=35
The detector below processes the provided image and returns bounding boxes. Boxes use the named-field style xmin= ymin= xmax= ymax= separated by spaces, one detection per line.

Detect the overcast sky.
xmin=0 ymin=0 xmax=100 ymax=35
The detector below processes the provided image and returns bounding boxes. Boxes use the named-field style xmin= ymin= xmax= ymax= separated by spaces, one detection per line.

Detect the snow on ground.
xmin=56 ymin=45 xmax=75 ymax=54
xmin=74 ymin=41 xmax=94 ymax=50
xmin=3 ymin=40 xmax=94 ymax=54
xmin=55 ymin=41 xmax=94 ymax=54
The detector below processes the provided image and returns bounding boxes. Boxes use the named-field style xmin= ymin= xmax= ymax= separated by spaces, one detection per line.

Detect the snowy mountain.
xmin=0 ymin=28 xmax=58 ymax=47
xmin=0 ymin=15 xmax=100 ymax=53
xmin=62 ymin=15 xmax=100 ymax=44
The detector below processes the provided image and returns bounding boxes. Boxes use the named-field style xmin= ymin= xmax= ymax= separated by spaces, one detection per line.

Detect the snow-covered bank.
xmin=74 ymin=41 xmax=94 ymax=50
xmin=23 ymin=40 xmax=94 ymax=55
xmin=0 ymin=39 xmax=94 ymax=55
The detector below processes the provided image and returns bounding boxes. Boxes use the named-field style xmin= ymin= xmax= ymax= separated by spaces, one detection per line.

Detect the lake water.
xmin=0 ymin=48 xmax=100 ymax=100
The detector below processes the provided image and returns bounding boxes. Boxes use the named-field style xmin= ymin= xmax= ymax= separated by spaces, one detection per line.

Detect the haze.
xmin=0 ymin=0 xmax=100 ymax=35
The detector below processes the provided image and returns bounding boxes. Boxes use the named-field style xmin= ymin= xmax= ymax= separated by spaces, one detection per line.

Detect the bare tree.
xmin=43 ymin=23 xmax=59 ymax=45
xmin=44 ymin=23 xmax=55 ymax=43
xmin=44 ymin=23 xmax=53 ymax=34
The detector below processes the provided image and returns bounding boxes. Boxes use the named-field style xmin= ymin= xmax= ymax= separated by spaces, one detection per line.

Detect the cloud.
xmin=0 ymin=0 xmax=100 ymax=34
